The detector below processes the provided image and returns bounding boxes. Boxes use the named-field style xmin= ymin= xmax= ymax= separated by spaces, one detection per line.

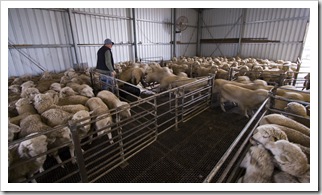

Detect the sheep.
xmin=250 ymin=124 xmax=288 ymax=146
xmin=284 ymin=102 xmax=308 ymax=117
xmin=250 ymin=124 xmax=310 ymax=162
xmin=9 ymin=84 xmax=21 ymax=94
xmin=259 ymin=114 xmax=309 ymax=137
xmin=44 ymin=89 xmax=60 ymax=104
xmin=57 ymin=95 xmax=89 ymax=106
xmin=238 ymin=144 xmax=275 ymax=183
xmin=14 ymin=98 xmax=37 ymax=115
xmin=33 ymin=93 xmax=55 ymax=114
xmin=20 ymin=87 xmax=40 ymax=101
xmin=50 ymin=82 xmax=62 ymax=92
xmin=59 ymin=86 xmax=78 ymax=98
xmin=8 ymin=134 xmax=48 ymax=183
xmin=41 ymin=108 xmax=73 ymax=127
xmin=66 ymin=83 xmax=94 ymax=98
xmin=9 ymin=122 xmax=21 ymax=142
xmin=217 ymin=82 xmax=269 ymax=118
xmin=71 ymin=110 xmax=92 ymax=142
xmin=265 ymin=140 xmax=309 ymax=178
xmin=20 ymin=81 xmax=36 ymax=93
xmin=36 ymin=80 xmax=60 ymax=93
xmin=263 ymin=124 xmax=310 ymax=148
xmin=85 ymin=97 xmax=113 ymax=144
xmin=18 ymin=114 xmax=53 ymax=139
xmin=97 ymin=90 xmax=131 ymax=120
xmin=284 ymin=102 xmax=310 ymax=127
xmin=52 ymin=104 xmax=89 ymax=114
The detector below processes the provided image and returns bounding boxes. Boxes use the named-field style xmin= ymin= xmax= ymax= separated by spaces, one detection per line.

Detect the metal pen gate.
xmin=8 ymin=72 xmax=214 ymax=183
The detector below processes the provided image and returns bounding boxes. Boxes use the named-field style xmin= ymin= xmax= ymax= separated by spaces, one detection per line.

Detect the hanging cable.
xmin=8 ymin=39 xmax=47 ymax=72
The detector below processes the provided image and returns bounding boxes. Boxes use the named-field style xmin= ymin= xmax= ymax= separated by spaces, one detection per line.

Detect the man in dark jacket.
xmin=96 ymin=38 xmax=116 ymax=90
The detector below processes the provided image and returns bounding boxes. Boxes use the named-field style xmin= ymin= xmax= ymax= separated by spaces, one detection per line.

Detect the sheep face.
xmin=239 ymin=145 xmax=274 ymax=182
xmin=59 ymin=87 xmax=77 ymax=98
xmin=18 ymin=134 xmax=48 ymax=160
xmin=251 ymin=125 xmax=288 ymax=146
xmin=79 ymin=87 xmax=94 ymax=98
xmin=284 ymin=102 xmax=307 ymax=117
xmin=117 ymin=102 xmax=131 ymax=119
xmin=265 ymin=140 xmax=309 ymax=177
xmin=21 ymin=88 xmax=40 ymax=100
xmin=50 ymin=83 xmax=62 ymax=92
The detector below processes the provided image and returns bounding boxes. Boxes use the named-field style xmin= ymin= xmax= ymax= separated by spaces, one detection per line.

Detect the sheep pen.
xmin=7 ymin=56 xmax=310 ymax=183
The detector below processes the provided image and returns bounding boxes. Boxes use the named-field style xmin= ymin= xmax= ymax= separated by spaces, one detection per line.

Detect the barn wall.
xmin=200 ymin=8 xmax=309 ymax=62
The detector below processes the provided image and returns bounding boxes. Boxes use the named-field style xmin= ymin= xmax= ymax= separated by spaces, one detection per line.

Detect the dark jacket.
xmin=96 ymin=45 xmax=114 ymax=72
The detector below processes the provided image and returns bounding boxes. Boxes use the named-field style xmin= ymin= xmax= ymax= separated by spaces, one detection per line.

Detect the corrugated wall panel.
xmin=176 ymin=44 xmax=197 ymax=57
xmin=175 ymin=9 xmax=198 ymax=57
xmin=135 ymin=8 xmax=172 ymax=60
xmin=8 ymin=8 xmax=74 ymax=77
xmin=241 ymin=43 xmax=302 ymax=61
xmin=201 ymin=43 xmax=238 ymax=57
xmin=200 ymin=8 xmax=309 ymax=61
xmin=137 ymin=45 xmax=171 ymax=61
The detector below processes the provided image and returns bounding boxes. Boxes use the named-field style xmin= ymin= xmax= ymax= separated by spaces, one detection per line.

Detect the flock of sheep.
xmin=239 ymin=113 xmax=310 ymax=183
xmin=7 ymin=55 xmax=310 ymax=183
xmin=8 ymin=69 xmax=131 ymax=182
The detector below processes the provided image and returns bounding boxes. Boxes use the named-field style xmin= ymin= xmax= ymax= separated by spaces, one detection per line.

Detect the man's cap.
xmin=104 ymin=38 xmax=114 ymax=45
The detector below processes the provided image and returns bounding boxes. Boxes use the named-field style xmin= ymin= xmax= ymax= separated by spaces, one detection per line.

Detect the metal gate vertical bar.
xmin=69 ymin=121 xmax=88 ymax=182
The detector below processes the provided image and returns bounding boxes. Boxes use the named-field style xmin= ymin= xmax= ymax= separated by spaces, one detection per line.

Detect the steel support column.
xmin=67 ymin=8 xmax=80 ymax=68
xmin=173 ymin=8 xmax=177 ymax=58
xmin=196 ymin=9 xmax=203 ymax=56
xmin=132 ymin=8 xmax=138 ymax=62
xmin=237 ymin=8 xmax=247 ymax=56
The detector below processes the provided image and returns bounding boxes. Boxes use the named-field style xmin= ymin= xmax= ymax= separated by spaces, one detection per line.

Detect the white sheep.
xmin=265 ymin=124 xmax=310 ymax=148
xmin=250 ymin=124 xmax=288 ymax=146
xmin=284 ymin=102 xmax=310 ymax=127
xmin=66 ymin=83 xmax=94 ymax=98
xmin=20 ymin=87 xmax=40 ymax=101
xmin=57 ymin=95 xmax=89 ymax=106
xmin=259 ymin=114 xmax=310 ymax=137
xmin=33 ymin=93 xmax=55 ymax=114
xmin=217 ymin=82 xmax=269 ymax=118
xmin=238 ymin=144 xmax=274 ymax=183
xmin=50 ymin=82 xmax=62 ymax=92
xmin=15 ymin=98 xmax=37 ymax=115
xmin=59 ymin=86 xmax=78 ymax=98
xmin=40 ymin=108 xmax=73 ymax=127
xmin=97 ymin=90 xmax=131 ymax=120
xmin=85 ymin=97 xmax=113 ymax=144
xmin=8 ymin=133 xmax=48 ymax=183
xmin=71 ymin=110 xmax=92 ymax=142
xmin=20 ymin=80 xmax=36 ymax=93
xmin=265 ymin=140 xmax=309 ymax=178
xmin=52 ymin=104 xmax=89 ymax=114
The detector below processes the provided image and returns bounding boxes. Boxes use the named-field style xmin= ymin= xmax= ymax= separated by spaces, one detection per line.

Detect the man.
xmin=96 ymin=38 xmax=116 ymax=90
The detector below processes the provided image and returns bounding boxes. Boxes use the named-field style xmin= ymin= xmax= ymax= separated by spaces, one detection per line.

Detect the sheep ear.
xmin=89 ymin=111 xmax=94 ymax=115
